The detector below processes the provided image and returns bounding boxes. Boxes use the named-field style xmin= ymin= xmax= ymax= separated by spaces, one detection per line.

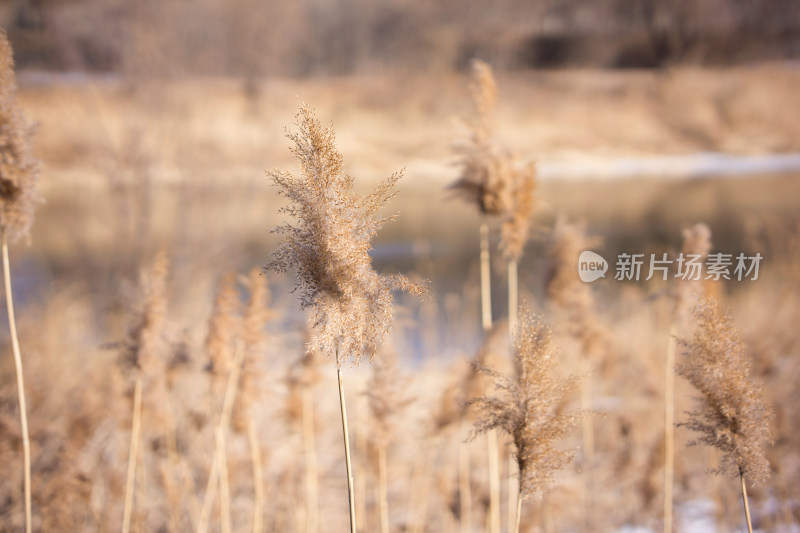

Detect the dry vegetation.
xmin=2 ymin=25 xmax=800 ymax=533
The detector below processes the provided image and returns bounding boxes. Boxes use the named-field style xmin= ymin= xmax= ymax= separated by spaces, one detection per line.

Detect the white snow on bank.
xmin=540 ymin=152 xmax=800 ymax=181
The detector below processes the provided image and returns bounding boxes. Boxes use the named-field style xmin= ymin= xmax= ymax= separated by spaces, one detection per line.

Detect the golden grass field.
xmin=1 ymin=63 xmax=800 ymax=532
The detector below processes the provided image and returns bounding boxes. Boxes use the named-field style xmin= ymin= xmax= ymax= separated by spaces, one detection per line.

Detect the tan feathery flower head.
xmin=674 ymin=223 xmax=712 ymax=324
xmin=367 ymin=347 xmax=412 ymax=448
xmin=121 ymin=252 xmax=170 ymax=374
xmin=546 ymin=219 xmax=608 ymax=359
xmin=449 ymin=59 xmax=512 ymax=216
xmin=469 ymin=307 xmax=583 ymax=499
xmin=266 ymin=105 xmax=428 ymax=367
xmin=206 ymin=272 xmax=242 ymax=380
xmin=467 ymin=58 xmax=496 ymax=150
xmin=677 ymin=298 xmax=772 ymax=484
xmin=0 ymin=30 xmax=41 ymax=244
xmin=500 ymin=160 xmax=536 ymax=262
xmin=233 ymin=268 xmax=271 ymax=433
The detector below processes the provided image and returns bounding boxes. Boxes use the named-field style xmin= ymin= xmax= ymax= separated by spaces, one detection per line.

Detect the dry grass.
xmin=0 ymin=61 xmax=799 ymax=533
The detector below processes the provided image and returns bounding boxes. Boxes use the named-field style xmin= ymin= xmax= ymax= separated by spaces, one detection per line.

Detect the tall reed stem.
xmin=122 ymin=376 xmax=142 ymax=533
xmin=479 ymin=222 xmax=500 ymax=533
xmin=740 ymin=470 xmax=753 ymax=533
xmin=480 ymin=222 xmax=492 ymax=333
xmin=508 ymin=453 xmax=516 ymax=533
xmin=302 ymin=387 xmax=318 ymax=533
xmin=215 ymin=426 xmax=232 ymax=533
xmin=356 ymin=396 xmax=367 ymax=531
xmin=198 ymin=343 xmax=244 ymax=533
xmin=338 ymin=366 xmax=357 ymax=533
xmin=580 ymin=357 xmax=595 ymax=532
xmin=378 ymin=445 xmax=389 ymax=533
xmin=514 ymin=490 xmax=522 ymax=533
xmin=458 ymin=437 xmax=472 ymax=532
xmin=508 ymin=259 xmax=518 ymax=336
xmin=664 ymin=324 xmax=677 ymax=533
xmin=2 ymin=235 xmax=31 ymax=533
xmin=247 ymin=419 xmax=264 ymax=533
xmin=487 ymin=429 xmax=500 ymax=533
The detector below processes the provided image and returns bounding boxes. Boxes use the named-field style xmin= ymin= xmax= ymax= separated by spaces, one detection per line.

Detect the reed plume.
xmin=206 ymin=273 xmax=242 ymax=403
xmin=266 ymin=104 xmax=427 ymax=532
xmin=449 ymin=59 xmax=510 ymax=217
xmin=267 ymin=104 xmax=427 ymax=367
xmin=0 ymin=30 xmax=40 ymax=245
xmin=677 ymin=298 xmax=772 ymax=533
xmin=468 ymin=308 xmax=583 ymax=533
xmin=0 ymin=30 xmax=41 ymax=533
xmin=499 ymin=161 xmax=536 ymax=265
xmin=674 ymin=223 xmax=712 ymax=324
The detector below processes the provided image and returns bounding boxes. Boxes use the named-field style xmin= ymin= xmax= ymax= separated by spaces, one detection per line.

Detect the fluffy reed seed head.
xmin=469 ymin=308 xmax=583 ymax=499
xmin=432 ymin=323 xmax=507 ymax=432
xmin=233 ymin=268 xmax=270 ymax=432
xmin=449 ymin=60 xmax=513 ymax=216
xmin=500 ymin=160 xmax=536 ymax=262
xmin=676 ymin=298 xmax=772 ymax=484
xmin=546 ymin=219 xmax=607 ymax=359
xmin=450 ymin=59 xmax=537 ymax=257
xmin=675 ymin=223 xmax=712 ymax=324
xmin=266 ymin=105 xmax=427 ymax=367
xmin=367 ymin=347 xmax=412 ymax=448
xmin=285 ymin=327 xmax=323 ymax=427
xmin=206 ymin=272 xmax=242 ymax=381
xmin=122 ymin=252 xmax=169 ymax=375
xmin=0 ymin=30 xmax=41 ymax=243
xmin=466 ymin=59 xmax=496 ymax=150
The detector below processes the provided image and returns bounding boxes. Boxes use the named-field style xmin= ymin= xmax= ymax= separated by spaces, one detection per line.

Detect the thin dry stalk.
xmin=378 ymin=445 xmax=389 ymax=533
xmin=663 ymin=324 xmax=677 ymax=533
xmin=740 ymin=470 xmax=753 ymax=533
xmin=458 ymin=435 xmax=472 ymax=532
xmin=480 ymin=222 xmax=493 ymax=332
xmin=508 ymin=452 xmax=517 ymax=533
xmin=197 ymin=342 xmax=245 ymax=533
xmin=302 ymin=386 xmax=318 ymax=533
xmin=487 ymin=430 xmax=501 ymax=533
xmin=337 ymin=366 xmax=357 ymax=532
xmin=2 ymin=236 xmax=31 ymax=533
xmin=215 ymin=425 xmax=232 ymax=533
xmin=247 ymin=419 xmax=264 ymax=533
xmin=122 ymin=376 xmax=142 ymax=533
xmin=508 ymin=259 xmax=518 ymax=336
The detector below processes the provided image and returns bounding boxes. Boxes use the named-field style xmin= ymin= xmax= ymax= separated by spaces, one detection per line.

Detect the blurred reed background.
xmin=1 ymin=1 xmax=799 ymax=531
